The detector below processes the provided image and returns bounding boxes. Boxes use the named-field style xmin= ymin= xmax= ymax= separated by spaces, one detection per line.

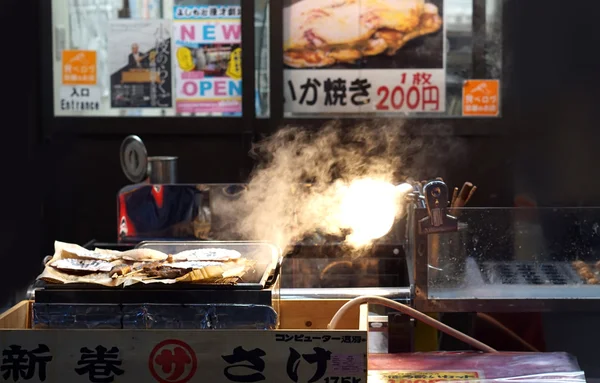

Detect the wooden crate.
xmin=0 ymin=300 xmax=31 ymax=329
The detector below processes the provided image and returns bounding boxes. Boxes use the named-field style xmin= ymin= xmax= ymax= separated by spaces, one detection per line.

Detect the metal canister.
xmin=148 ymin=156 xmax=178 ymax=184
xmin=429 ymin=222 xmax=468 ymax=288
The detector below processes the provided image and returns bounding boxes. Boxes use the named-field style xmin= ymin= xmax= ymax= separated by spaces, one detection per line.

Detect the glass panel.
xmin=427 ymin=208 xmax=600 ymax=299
xmin=282 ymin=0 xmax=503 ymax=118
xmin=52 ymin=0 xmax=244 ymax=117
xmin=255 ymin=0 xmax=270 ymax=118
xmin=281 ymin=243 xmax=408 ymax=290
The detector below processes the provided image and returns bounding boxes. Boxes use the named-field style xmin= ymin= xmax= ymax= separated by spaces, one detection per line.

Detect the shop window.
xmin=51 ymin=0 xmax=265 ymax=117
xmin=282 ymin=0 xmax=503 ymax=118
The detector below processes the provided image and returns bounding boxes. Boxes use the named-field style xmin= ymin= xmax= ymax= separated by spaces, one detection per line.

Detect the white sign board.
xmin=284 ymin=69 xmax=446 ymax=114
xmin=59 ymin=86 xmax=101 ymax=112
xmin=282 ymin=0 xmax=447 ymax=116
xmin=0 ymin=330 xmax=367 ymax=383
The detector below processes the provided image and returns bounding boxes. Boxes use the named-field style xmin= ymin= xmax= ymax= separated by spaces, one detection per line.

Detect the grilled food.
xmin=121 ymin=248 xmax=169 ymax=262
xmin=171 ymin=248 xmax=242 ymax=262
xmin=58 ymin=241 xmax=122 ymax=262
xmin=50 ymin=259 xmax=114 ymax=274
xmin=283 ymin=0 xmax=442 ymax=68
xmin=41 ymin=241 xmax=255 ymax=286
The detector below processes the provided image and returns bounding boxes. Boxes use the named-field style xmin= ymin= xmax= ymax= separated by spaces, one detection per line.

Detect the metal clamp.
xmin=418 ymin=180 xmax=458 ymax=234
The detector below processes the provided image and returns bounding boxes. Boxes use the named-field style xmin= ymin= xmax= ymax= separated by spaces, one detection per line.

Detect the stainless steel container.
xmin=148 ymin=156 xmax=178 ymax=184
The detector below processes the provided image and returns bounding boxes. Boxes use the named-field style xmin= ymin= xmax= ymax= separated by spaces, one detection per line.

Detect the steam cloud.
xmin=217 ymin=120 xmax=430 ymax=253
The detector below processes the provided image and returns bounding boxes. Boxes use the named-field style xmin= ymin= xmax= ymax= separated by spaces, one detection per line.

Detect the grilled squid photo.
xmin=283 ymin=0 xmax=443 ymax=68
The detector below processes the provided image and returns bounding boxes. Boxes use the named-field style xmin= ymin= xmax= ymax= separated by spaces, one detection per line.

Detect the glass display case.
xmin=409 ymin=206 xmax=600 ymax=312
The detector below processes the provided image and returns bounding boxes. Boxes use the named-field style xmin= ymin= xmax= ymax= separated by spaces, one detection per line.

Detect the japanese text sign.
xmin=462 ymin=80 xmax=500 ymax=116
xmin=59 ymin=86 xmax=101 ymax=112
xmin=285 ymin=70 xmax=446 ymax=114
xmin=62 ymin=50 xmax=97 ymax=85
xmin=173 ymin=5 xmax=242 ymax=115
xmin=0 ymin=330 xmax=367 ymax=382
xmin=369 ymin=371 xmax=481 ymax=383
xmin=283 ymin=0 xmax=446 ymax=116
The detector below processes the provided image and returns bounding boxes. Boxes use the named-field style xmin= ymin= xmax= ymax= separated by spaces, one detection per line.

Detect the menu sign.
xmin=0 ymin=330 xmax=367 ymax=382
xmin=283 ymin=0 xmax=446 ymax=115
xmin=173 ymin=5 xmax=242 ymax=115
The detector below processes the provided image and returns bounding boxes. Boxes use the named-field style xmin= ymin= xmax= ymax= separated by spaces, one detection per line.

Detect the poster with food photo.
xmin=173 ymin=5 xmax=242 ymax=115
xmin=283 ymin=0 xmax=445 ymax=115
xmin=108 ymin=20 xmax=173 ymax=108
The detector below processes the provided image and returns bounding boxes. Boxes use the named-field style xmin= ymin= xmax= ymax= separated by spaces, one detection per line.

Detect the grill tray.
xmin=35 ymin=241 xmax=281 ymax=305
xmin=480 ymin=261 xmax=583 ymax=285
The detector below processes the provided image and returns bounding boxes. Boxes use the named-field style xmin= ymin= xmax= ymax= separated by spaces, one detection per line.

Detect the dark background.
xmin=3 ymin=1 xmax=600 ymax=358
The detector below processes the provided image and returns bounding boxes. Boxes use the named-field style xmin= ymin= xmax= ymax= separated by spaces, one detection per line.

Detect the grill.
xmin=480 ymin=261 xmax=583 ymax=286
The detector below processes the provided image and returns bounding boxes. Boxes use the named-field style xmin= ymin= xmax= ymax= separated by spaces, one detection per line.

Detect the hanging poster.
xmin=173 ymin=5 xmax=242 ymax=115
xmin=108 ymin=20 xmax=173 ymax=108
xmin=59 ymin=50 xmax=101 ymax=112
xmin=283 ymin=0 xmax=446 ymax=115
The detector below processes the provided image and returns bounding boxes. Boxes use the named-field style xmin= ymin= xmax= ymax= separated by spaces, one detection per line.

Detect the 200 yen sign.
xmin=324 ymin=377 xmax=362 ymax=383
xmin=375 ymin=72 xmax=441 ymax=112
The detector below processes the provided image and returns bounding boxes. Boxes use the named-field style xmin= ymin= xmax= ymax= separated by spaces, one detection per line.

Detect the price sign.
xmin=284 ymin=69 xmax=446 ymax=115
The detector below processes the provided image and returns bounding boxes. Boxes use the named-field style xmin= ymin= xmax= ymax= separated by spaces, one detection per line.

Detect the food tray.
xmin=479 ymin=261 xmax=583 ymax=285
xmin=37 ymin=242 xmax=281 ymax=303
xmin=135 ymin=241 xmax=281 ymax=288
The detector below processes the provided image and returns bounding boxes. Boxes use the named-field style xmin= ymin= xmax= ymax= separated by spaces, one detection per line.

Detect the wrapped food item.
xmin=121 ymin=248 xmax=169 ymax=262
xmin=369 ymin=352 xmax=585 ymax=382
xmin=37 ymin=241 xmax=261 ymax=287
xmin=50 ymin=259 xmax=114 ymax=273
xmin=57 ymin=241 xmax=122 ymax=262
xmin=171 ymin=248 xmax=242 ymax=262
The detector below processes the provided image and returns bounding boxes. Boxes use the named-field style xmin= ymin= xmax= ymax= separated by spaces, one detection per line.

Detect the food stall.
xmin=1 ymin=0 xmax=596 ymax=381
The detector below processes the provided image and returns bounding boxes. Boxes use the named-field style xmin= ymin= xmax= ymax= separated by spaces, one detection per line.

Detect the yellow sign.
xmin=176 ymin=46 xmax=195 ymax=72
xmin=369 ymin=371 xmax=480 ymax=383
xmin=226 ymin=47 xmax=242 ymax=80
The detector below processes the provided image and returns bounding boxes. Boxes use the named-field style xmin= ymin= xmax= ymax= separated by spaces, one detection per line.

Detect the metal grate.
xmin=480 ymin=261 xmax=583 ymax=285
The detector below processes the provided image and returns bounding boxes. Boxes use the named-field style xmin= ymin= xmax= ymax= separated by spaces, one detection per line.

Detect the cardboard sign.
xmin=0 ymin=330 xmax=367 ymax=382
xmin=62 ymin=50 xmax=97 ymax=85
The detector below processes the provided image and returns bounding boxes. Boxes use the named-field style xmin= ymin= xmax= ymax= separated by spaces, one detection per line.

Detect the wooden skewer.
xmin=450 ymin=182 xmax=473 ymax=216
xmin=451 ymin=187 xmax=459 ymax=207
xmin=464 ymin=185 xmax=477 ymax=205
